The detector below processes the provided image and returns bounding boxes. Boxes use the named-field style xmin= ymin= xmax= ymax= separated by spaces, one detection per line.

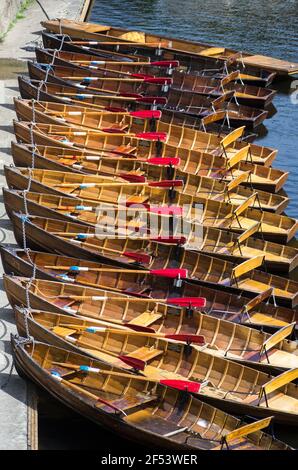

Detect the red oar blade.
xmin=151 ymin=60 xmax=180 ymax=67
xmin=138 ymin=96 xmax=167 ymax=104
xmin=146 ymin=157 xmax=181 ymax=166
xmin=149 ymin=179 xmax=183 ymax=188
xmin=150 ymin=268 xmax=188 ymax=279
xmin=165 ymin=334 xmax=205 ymax=345
xmin=130 ymin=73 xmax=154 ymax=79
xmin=126 ymin=324 xmax=156 ymax=333
xmin=123 ymin=251 xmax=152 ymax=264
xmin=150 ymin=236 xmax=186 ymax=244
xmin=130 ymin=110 xmax=162 ymax=119
xmin=148 ymin=206 xmax=182 ymax=216
xmin=136 ymin=132 xmax=167 ymax=141
xmin=166 ymin=297 xmax=207 ymax=308
xmin=118 ymin=355 xmax=145 ymax=371
xmin=160 ymin=379 xmax=202 ymax=393
xmin=143 ymin=77 xmax=172 ymax=85
xmin=119 ymin=173 xmax=146 ymax=183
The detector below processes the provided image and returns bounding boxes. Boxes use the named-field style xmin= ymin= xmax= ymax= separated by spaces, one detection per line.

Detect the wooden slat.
xmin=233 ymin=193 xmax=257 ymax=217
xmin=201 ymin=111 xmax=226 ymax=126
xmin=212 ymin=91 xmax=235 ymax=109
xmin=227 ymin=145 xmax=250 ymax=168
xmin=127 ymin=310 xmax=163 ymax=327
xmin=261 ymin=322 xmax=296 ymax=353
xmin=236 ymin=222 xmax=261 ymax=245
xmin=260 ymin=369 xmax=298 ymax=397
xmin=227 ymin=171 xmax=250 ymax=192
xmin=223 ymin=416 xmax=273 ymax=445
xmin=220 ymin=71 xmax=240 ymax=87
xmin=232 ymin=255 xmax=265 ymax=279
xmin=199 ymin=47 xmax=225 ymax=57
xmin=220 ymin=126 xmax=246 ymax=148
xmin=244 ymin=288 xmax=273 ymax=313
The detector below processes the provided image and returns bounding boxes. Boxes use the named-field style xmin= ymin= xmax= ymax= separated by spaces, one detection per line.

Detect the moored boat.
xmin=2 ymin=247 xmax=297 ymax=332
xmin=12 ymin=308 xmax=298 ymax=425
xmin=3 ymin=189 xmax=297 ymax=273
xmin=12 ymin=337 xmax=293 ymax=448
xmin=13 ymin=306 xmax=298 ymax=374
xmin=35 ymin=47 xmax=276 ymax=108
xmin=28 ymin=61 xmax=269 ymax=129
xmin=12 ymin=142 xmax=288 ymax=193
xmin=6 ymin=166 xmax=297 ymax=243
xmin=6 ymin=215 xmax=298 ymax=308
xmin=17 ymin=76 xmax=258 ymax=141
xmin=13 ymin=118 xmax=278 ymax=168
xmin=41 ymin=19 xmax=298 ymax=76
xmin=42 ymin=31 xmax=277 ymax=88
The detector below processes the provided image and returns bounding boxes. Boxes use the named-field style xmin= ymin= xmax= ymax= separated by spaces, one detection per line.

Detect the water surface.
xmin=90 ymin=0 xmax=298 ymax=217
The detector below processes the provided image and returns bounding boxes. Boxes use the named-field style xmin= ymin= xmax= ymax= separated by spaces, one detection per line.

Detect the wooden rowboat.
xmin=6 ymin=166 xmax=297 ymax=243
xmin=42 ymin=31 xmax=277 ymax=88
xmin=11 ymin=142 xmax=288 ymax=193
xmin=6 ymin=165 xmax=289 ymax=216
xmin=28 ymin=62 xmax=269 ymax=129
xmin=4 ymin=189 xmax=297 ymax=272
xmin=13 ymin=304 xmax=298 ymax=375
xmin=41 ymin=19 xmax=298 ymax=76
xmin=8 ymin=214 xmax=298 ymax=308
xmin=2 ymin=247 xmax=297 ymax=332
xmin=17 ymin=77 xmax=258 ymax=141
xmin=12 ymin=308 xmax=298 ymax=425
xmin=35 ymin=48 xmax=276 ymax=109
xmin=12 ymin=338 xmax=292 ymax=449
xmin=2 ymin=246 xmax=296 ymax=333
xmin=13 ymin=118 xmax=277 ymax=168
xmin=14 ymin=97 xmax=277 ymax=168
xmin=9 ymin=124 xmax=288 ymax=213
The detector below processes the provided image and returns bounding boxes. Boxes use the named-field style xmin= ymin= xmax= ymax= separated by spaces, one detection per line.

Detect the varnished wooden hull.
xmin=35 ymin=47 xmax=276 ymax=109
xmin=12 ymin=338 xmax=293 ymax=447
xmin=3 ymin=188 xmax=297 ymax=273
xmin=17 ymin=77 xmax=258 ymax=142
xmin=42 ymin=32 xmax=277 ymax=87
xmin=12 ymin=142 xmax=289 ymax=194
xmin=12 ymin=308 xmax=298 ymax=426
xmin=6 ymin=164 xmax=297 ymax=244
xmin=6 ymin=213 xmax=298 ymax=309
xmin=2 ymin=247 xmax=297 ymax=333
xmin=28 ymin=61 xmax=268 ymax=129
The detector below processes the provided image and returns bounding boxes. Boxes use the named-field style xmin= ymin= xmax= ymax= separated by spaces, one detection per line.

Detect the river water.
xmin=90 ymin=0 xmax=298 ymax=218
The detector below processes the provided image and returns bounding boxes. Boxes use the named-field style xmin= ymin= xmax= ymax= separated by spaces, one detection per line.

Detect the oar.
xmin=52 ymin=178 xmax=183 ymax=188
xmin=62 ymin=234 xmax=186 ymax=244
xmin=57 ymin=294 xmax=207 ymax=308
xmin=71 ymin=60 xmax=179 ymax=67
xmin=56 ymin=155 xmax=180 ymax=166
xmin=50 ymin=371 xmax=127 ymax=414
xmin=44 ymin=266 xmax=188 ymax=279
xmin=42 ymin=109 xmax=162 ymax=119
xmin=61 ymin=76 xmax=172 ymax=85
xmin=67 ymin=40 xmax=173 ymax=48
xmin=56 ymin=325 xmax=206 ymax=345
xmin=46 ymin=129 xmax=168 ymax=140
xmin=51 ymin=363 xmax=204 ymax=393
xmin=58 ymin=93 xmax=168 ymax=105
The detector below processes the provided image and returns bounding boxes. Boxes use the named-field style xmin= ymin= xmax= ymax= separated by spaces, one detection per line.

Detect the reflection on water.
xmin=90 ymin=0 xmax=298 ymax=218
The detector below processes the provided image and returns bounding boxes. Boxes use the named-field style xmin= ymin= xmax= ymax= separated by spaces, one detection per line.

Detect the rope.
xmin=35 ymin=0 xmax=50 ymax=20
